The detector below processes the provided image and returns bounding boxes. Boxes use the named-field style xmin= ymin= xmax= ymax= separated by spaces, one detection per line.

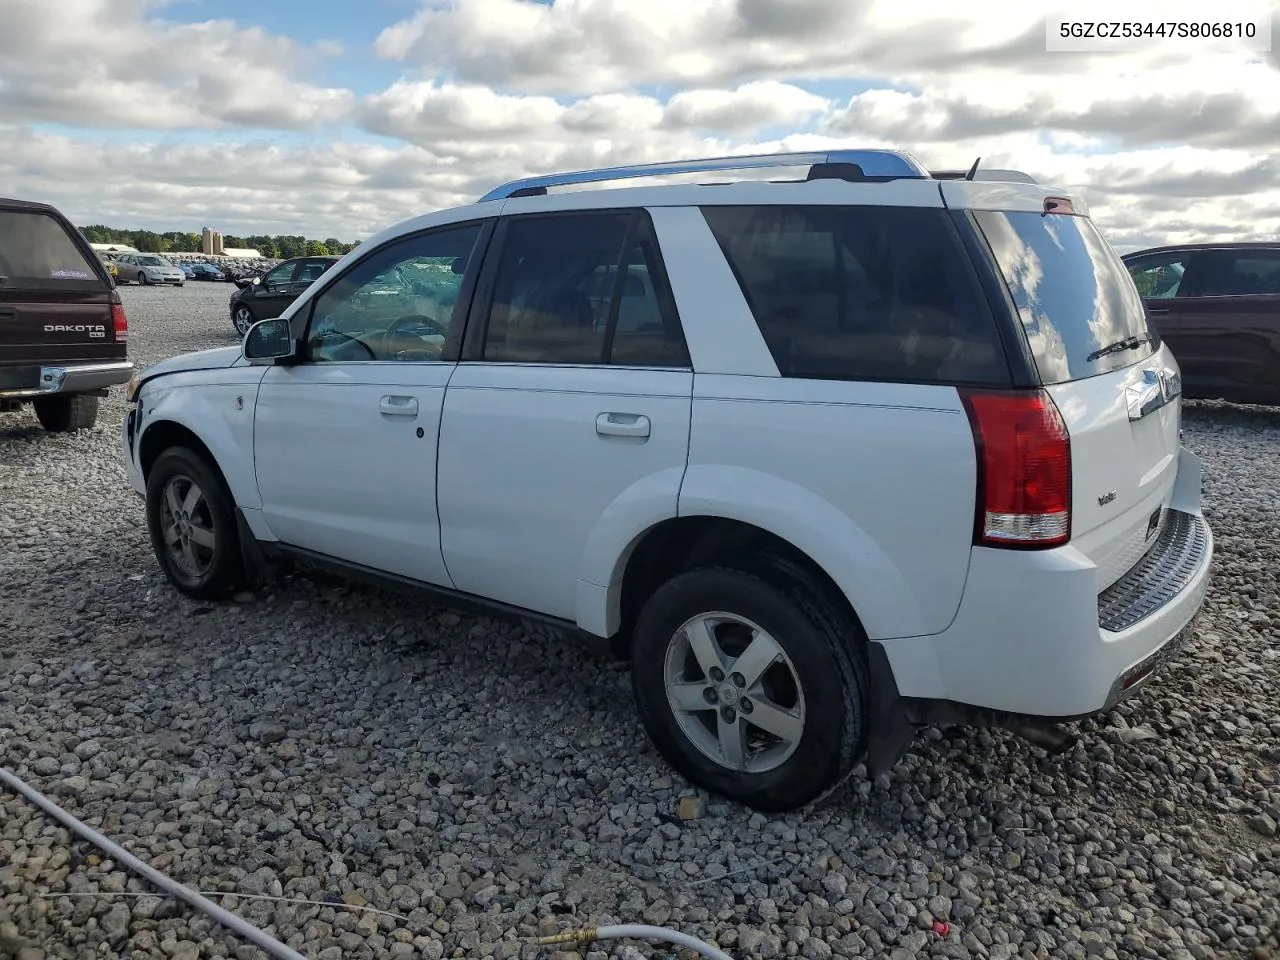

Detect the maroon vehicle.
xmin=0 ymin=197 xmax=132 ymax=432
xmin=1122 ymin=242 xmax=1280 ymax=407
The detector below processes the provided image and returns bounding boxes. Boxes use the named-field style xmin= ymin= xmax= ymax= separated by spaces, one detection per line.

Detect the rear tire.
xmin=630 ymin=560 xmax=869 ymax=812
xmin=33 ymin=394 xmax=99 ymax=432
xmin=145 ymin=446 xmax=245 ymax=600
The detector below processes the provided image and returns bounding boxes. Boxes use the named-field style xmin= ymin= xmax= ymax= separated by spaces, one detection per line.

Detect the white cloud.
xmin=0 ymin=0 xmax=353 ymax=129
xmin=371 ymin=0 xmax=1147 ymax=92
xmin=1 ymin=0 xmax=1279 ymax=256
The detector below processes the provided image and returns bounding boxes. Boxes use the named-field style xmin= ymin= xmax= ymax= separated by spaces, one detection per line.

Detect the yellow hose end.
xmin=533 ymin=926 xmax=599 ymax=946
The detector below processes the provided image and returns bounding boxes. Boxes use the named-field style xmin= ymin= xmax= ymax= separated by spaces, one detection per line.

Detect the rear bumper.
xmin=0 ymin=360 xmax=133 ymax=399
xmin=875 ymin=445 xmax=1213 ymax=720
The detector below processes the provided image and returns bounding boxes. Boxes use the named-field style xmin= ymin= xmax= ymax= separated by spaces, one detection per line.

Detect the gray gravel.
xmin=2 ymin=282 xmax=1278 ymax=960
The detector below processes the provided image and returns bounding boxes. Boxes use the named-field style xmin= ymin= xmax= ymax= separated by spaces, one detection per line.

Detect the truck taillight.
xmin=959 ymin=389 xmax=1071 ymax=549
xmin=112 ymin=301 xmax=128 ymax=341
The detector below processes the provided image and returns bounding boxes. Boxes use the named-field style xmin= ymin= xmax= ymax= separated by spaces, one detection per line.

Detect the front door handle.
xmin=1146 ymin=306 xmax=1172 ymax=315
xmin=379 ymin=395 xmax=419 ymax=418
xmin=596 ymin=412 xmax=650 ymax=438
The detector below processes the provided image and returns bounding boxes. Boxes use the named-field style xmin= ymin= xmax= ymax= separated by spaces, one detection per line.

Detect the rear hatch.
xmin=971 ymin=206 xmax=1181 ymax=590
xmin=0 ymin=200 xmax=121 ymax=393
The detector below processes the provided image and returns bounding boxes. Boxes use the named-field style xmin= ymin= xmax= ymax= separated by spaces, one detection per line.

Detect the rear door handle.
xmin=1146 ymin=307 xmax=1172 ymax=315
xmin=596 ymin=412 xmax=650 ymax=439
xmin=379 ymin=395 xmax=419 ymax=418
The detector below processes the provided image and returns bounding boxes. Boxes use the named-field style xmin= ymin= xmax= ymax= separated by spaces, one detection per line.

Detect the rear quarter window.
xmin=0 ymin=209 xmax=105 ymax=289
xmin=700 ymin=204 xmax=1010 ymax=385
xmin=973 ymin=210 xmax=1156 ymax=383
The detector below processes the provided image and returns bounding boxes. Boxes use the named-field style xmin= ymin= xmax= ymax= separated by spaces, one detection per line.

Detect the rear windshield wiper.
xmin=1086 ymin=335 xmax=1152 ymax=362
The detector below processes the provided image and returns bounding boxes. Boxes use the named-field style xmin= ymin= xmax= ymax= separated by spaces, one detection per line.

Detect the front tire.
xmin=630 ymin=562 xmax=869 ymax=812
xmin=139 ymin=272 xmax=150 ymax=285
xmin=33 ymin=394 xmax=99 ymax=432
xmin=145 ymin=447 xmax=245 ymax=599
xmin=233 ymin=304 xmax=255 ymax=336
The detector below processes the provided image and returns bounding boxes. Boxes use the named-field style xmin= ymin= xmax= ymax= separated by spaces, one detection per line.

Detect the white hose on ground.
xmin=597 ymin=925 xmax=737 ymax=959
xmin=537 ymin=923 xmax=737 ymax=960
xmin=0 ymin=766 xmax=309 ymax=960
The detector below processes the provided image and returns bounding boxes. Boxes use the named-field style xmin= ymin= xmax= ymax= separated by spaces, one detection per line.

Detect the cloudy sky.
xmin=2 ymin=0 xmax=1277 ymax=251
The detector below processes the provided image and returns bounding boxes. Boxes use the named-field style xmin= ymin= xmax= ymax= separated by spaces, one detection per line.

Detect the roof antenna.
xmin=964 ymin=157 xmax=981 ymax=181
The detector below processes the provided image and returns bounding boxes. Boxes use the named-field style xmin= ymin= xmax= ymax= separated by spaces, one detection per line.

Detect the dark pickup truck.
xmin=0 ymin=197 xmax=132 ymax=432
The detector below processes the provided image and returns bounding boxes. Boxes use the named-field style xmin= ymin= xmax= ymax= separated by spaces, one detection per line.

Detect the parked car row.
xmin=104 ymin=254 xmax=234 ymax=285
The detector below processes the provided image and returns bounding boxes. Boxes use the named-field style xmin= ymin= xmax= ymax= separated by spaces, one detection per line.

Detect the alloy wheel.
xmin=159 ymin=475 xmax=216 ymax=579
xmin=663 ymin=611 xmax=806 ymax=773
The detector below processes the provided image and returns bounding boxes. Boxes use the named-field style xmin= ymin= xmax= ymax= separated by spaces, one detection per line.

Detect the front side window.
xmin=702 ymin=204 xmax=1008 ymax=384
xmin=304 ymin=222 xmax=484 ymax=363
xmin=0 ymin=210 xmax=104 ymax=287
xmin=480 ymin=212 xmax=689 ymax=366
xmin=1127 ymin=254 xmax=1188 ymax=299
xmin=261 ymin=262 xmax=298 ymax=289
xmin=974 ymin=210 xmax=1156 ymax=384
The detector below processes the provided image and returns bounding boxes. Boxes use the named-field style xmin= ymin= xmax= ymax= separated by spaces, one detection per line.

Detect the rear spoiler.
xmin=930 ymin=168 xmax=1040 ymax=184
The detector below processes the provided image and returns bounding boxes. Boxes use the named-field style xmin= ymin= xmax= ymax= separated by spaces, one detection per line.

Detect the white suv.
xmin=121 ymin=150 xmax=1214 ymax=811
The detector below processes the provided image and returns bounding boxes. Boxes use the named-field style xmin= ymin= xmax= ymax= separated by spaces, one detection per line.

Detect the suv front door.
xmin=436 ymin=210 xmax=693 ymax=623
xmin=252 ymin=221 xmax=492 ymax=585
xmin=248 ymin=260 xmax=306 ymax=320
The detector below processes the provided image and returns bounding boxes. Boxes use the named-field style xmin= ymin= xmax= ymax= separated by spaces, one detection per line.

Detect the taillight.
xmin=959 ymin=389 xmax=1071 ymax=549
xmin=111 ymin=299 xmax=128 ymax=342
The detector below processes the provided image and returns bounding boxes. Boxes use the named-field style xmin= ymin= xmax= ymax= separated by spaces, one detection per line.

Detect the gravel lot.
xmin=1 ymin=282 xmax=1278 ymax=960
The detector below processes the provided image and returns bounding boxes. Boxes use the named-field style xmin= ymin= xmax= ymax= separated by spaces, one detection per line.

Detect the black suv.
xmin=0 ymin=198 xmax=131 ymax=432
xmin=229 ymin=255 xmax=339 ymax=336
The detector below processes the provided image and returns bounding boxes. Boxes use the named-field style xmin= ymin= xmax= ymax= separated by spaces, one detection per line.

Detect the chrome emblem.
xmin=1127 ymin=365 xmax=1183 ymax=422
xmin=1098 ymin=490 xmax=1117 ymax=506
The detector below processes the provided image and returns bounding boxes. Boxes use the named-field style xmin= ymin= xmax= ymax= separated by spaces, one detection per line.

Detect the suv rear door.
xmin=965 ymin=197 xmax=1184 ymax=592
xmin=436 ymin=209 xmax=694 ymax=623
xmin=0 ymin=200 xmax=120 ymax=389
xmin=1173 ymin=247 xmax=1280 ymax=405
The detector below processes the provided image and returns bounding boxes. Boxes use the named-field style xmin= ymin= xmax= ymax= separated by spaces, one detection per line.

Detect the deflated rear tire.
xmin=33 ymin=394 xmax=99 ymax=432
xmin=145 ymin=446 xmax=245 ymax=600
xmin=630 ymin=560 xmax=870 ymax=812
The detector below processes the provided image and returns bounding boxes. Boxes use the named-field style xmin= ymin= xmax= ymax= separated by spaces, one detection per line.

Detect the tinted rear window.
xmin=0 ymin=210 xmax=104 ymax=289
xmin=973 ymin=211 xmax=1155 ymax=383
xmin=700 ymin=205 xmax=1009 ymax=385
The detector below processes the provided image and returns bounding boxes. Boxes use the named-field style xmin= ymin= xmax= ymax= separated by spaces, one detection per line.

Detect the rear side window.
xmin=1194 ymin=250 xmax=1280 ymax=297
xmin=700 ymin=205 xmax=1009 ymax=385
xmin=0 ymin=210 xmax=104 ymax=289
xmin=481 ymin=212 xmax=689 ymax=367
xmin=974 ymin=211 xmax=1155 ymax=384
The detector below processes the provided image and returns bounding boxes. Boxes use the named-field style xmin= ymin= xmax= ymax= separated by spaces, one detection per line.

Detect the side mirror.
xmin=242 ymin=318 xmax=296 ymax=364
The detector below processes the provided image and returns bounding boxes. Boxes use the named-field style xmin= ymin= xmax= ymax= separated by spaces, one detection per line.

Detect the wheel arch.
xmin=137 ymin=408 xmax=259 ymax=512
xmin=139 ymin=419 xmax=220 ymax=486
xmin=610 ymin=515 xmax=876 ymax=652
xmin=580 ymin=465 xmax=929 ymax=647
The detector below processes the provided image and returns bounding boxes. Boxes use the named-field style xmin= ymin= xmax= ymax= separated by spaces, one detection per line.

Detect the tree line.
xmin=78 ymin=225 xmax=360 ymax=260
